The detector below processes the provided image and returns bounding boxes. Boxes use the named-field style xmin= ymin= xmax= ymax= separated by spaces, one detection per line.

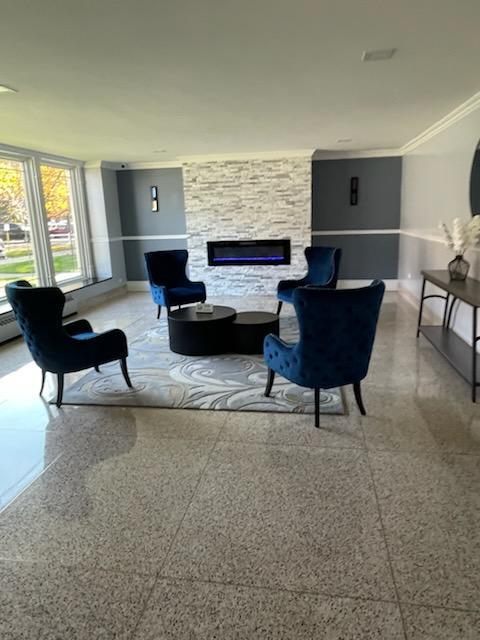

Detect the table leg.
xmin=416 ymin=278 xmax=426 ymax=337
xmin=442 ymin=293 xmax=450 ymax=327
xmin=472 ymin=306 xmax=477 ymax=402
xmin=446 ymin=296 xmax=458 ymax=329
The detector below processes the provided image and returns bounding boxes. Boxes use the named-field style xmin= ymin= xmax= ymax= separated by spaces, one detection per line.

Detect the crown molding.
xmin=313 ymin=91 xmax=480 ymax=161
xmin=85 ymin=91 xmax=480 ymax=171
xmin=84 ymin=160 xmax=125 ymax=170
xmin=115 ymin=150 xmax=314 ymax=170
xmin=178 ymin=149 xmax=314 ymax=163
xmin=313 ymin=148 xmax=402 ymax=160
xmin=117 ymin=160 xmax=183 ymax=170
xmin=400 ymin=90 xmax=480 ymax=154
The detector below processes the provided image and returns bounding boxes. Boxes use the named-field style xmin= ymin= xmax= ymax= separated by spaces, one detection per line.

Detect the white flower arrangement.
xmin=439 ymin=215 xmax=480 ymax=255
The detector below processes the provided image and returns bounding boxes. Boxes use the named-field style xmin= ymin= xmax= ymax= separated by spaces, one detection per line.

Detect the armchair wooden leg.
xmin=56 ymin=374 xmax=64 ymax=408
xmin=157 ymin=305 xmax=161 ymax=319
xmin=276 ymin=301 xmax=283 ymax=315
xmin=264 ymin=369 xmax=275 ymax=397
xmin=94 ymin=365 xmax=100 ymax=373
xmin=120 ymin=358 xmax=133 ymax=388
xmin=353 ymin=382 xmax=366 ymax=415
xmin=39 ymin=369 xmax=46 ymax=396
xmin=314 ymin=388 xmax=320 ymax=428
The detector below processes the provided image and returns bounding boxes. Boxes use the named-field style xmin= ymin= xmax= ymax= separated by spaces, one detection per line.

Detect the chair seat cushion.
xmin=71 ymin=331 xmax=98 ymax=341
xmin=277 ymin=287 xmax=295 ymax=303
xmin=168 ymin=285 xmax=205 ymax=305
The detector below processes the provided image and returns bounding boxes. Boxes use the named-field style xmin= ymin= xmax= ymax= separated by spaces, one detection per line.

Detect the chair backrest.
xmin=6 ymin=280 xmax=66 ymax=369
xmin=293 ymin=280 xmax=385 ymax=386
xmin=144 ymin=250 xmax=189 ymax=287
xmin=304 ymin=246 xmax=341 ymax=287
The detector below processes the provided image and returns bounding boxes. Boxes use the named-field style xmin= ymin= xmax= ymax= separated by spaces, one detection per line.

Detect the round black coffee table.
xmin=168 ymin=305 xmax=236 ymax=355
xmin=231 ymin=311 xmax=279 ymax=354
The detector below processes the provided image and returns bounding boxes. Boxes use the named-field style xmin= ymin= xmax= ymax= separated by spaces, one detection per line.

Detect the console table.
xmin=417 ymin=270 xmax=480 ymax=402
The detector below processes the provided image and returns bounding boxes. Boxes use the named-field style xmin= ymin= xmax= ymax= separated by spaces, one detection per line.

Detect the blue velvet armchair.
xmin=6 ymin=280 xmax=132 ymax=407
xmin=144 ymin=250 xmax=206 ymax=319
xmin=276 ymin=246 xmax=341 ymax=314
xmin=264 ymin=281 xmax=385 ymax=427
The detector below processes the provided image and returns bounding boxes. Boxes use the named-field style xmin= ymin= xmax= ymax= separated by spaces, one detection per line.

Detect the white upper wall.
xmin=398 ymin=101 xmax=480 ymax=343
xmin=400 ymin=109 xmax=480 ymax=235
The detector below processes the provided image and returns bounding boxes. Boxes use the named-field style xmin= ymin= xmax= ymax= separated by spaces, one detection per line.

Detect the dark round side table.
xmin=168 ymin=305 xmax=237 ymax=355
xmin=231 ymin=311 xmax=280 ymax=354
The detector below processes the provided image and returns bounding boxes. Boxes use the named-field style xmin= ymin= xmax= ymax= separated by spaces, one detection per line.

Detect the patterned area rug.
xmin=60 ymin=316 xmax=344 ymax=415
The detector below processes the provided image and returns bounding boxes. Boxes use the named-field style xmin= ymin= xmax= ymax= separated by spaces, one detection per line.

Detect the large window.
xmin=0 ymin=158 xmax=37 ymax=299
xmin=0 ymin=146 xmax=93 ymax=303
xmin=40 ymin=164 xmax=82 ymax=284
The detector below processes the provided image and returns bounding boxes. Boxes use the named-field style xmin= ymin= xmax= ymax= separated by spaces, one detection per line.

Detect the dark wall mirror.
xmin=470 ymin=139 xmax=480 ymax=215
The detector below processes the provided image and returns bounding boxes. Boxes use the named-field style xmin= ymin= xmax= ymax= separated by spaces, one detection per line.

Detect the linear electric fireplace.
xmin=207 ymin=239 xmax=291 ymax=266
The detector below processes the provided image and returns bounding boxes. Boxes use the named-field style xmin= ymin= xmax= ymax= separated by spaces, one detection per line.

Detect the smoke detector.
xmin=362 ymin=48 xmax=396 ymax=62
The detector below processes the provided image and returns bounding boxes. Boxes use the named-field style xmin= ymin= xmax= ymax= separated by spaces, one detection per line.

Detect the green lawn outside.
xmin=5 ymin=243 xmax=73 ymax=258
xmin=0 ymin=254 xmax=77 ymax=276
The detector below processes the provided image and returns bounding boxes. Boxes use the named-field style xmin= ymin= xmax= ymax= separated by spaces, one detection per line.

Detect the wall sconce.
xmin=151 ymin=186 xmax=159 ymax=212
xmin=350 ymin=177 xmax=359 ymax=206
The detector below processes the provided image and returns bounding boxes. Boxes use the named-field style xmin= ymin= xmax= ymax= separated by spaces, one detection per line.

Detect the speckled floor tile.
xmin=162 ymin=443 xmax=395 ymax=600
xmin=0 ymin=560 xmax=155 ymax=640
xmin=360 ymin=389 xmax=480 ymax=454
xmin=219 ymin=409 xmax=364 ymax=449
xmin=369 ymin=450 xmax=480 ymax=610
xmin=2 ymin=291 xmax=480 ymax=637
xmin=307 ymin=592 xmax=404 ymax=639
xmin=134 ymin=579 xmax=404 ymax=639
xmin=0 ymin=429 xmax=63 ymax=512
xmin=402 ymin=605 xmax=480 ymax=639
xmin=44 ymin=405 xmax=227 ymax=441
xmin=0 ymin=434 xmax=213 ymax=574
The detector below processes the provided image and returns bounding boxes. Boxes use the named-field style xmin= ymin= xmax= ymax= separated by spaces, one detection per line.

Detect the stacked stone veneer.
xmin=183 ymin=157 xmax=311 ymax=295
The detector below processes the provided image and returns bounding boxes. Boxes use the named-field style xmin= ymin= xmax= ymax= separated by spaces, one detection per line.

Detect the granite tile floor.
xmin=0 ymin=292 xmax=479 ymax=639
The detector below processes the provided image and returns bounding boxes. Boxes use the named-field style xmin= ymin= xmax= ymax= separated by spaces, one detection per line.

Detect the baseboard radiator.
xmin=0 ymin=294 xmax=78 ymax=345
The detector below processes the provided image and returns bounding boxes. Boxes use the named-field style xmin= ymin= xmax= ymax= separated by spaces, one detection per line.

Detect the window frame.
xmin=0 ymin=143 xmax=94 ymax=299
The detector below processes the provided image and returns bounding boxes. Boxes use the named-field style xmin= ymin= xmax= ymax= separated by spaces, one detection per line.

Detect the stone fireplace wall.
xmin=183 ymin=156 xmax=312 ymax=296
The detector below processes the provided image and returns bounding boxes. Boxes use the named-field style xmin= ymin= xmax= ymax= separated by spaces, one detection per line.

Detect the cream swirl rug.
xmin=59 ymin=316 xmax=344 ymax=415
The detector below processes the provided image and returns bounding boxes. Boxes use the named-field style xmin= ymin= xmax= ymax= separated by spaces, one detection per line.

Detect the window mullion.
xmin=27 ymin=157 xmax=55 ymax=286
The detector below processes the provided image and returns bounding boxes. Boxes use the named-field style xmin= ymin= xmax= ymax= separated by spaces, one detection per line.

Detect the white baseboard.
xmin=398 ymin=283 xmax=440 ymax=324
xmin=127 ymin=281 xmax=151 ymax=292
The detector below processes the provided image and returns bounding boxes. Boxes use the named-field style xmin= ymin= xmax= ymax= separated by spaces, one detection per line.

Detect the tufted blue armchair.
xmin=264 ymin=281 xmax=385 ymax=427
xmin=276 ymin=246 xmax=341 ymax=314
xmin=144 ymin=250 xmax=206 ymax=319
xmin=6 ymin=280 xmax=132 ymax=407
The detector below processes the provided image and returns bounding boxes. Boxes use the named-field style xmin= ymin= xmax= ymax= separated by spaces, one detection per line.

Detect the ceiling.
xmin=0 ymin=0 xmax=479 ymax=162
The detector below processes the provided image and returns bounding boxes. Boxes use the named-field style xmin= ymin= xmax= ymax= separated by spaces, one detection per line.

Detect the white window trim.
xmin=0 ymin=143 xmax=94 ymax=297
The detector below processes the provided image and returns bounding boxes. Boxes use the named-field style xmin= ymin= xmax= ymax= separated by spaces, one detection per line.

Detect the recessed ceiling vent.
xmin=362 ymin=48 xmax=396 ymax=62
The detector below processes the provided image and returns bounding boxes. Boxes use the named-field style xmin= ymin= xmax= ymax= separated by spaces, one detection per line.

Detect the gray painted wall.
xmin=312 ymin=157 xmax=402 ymax=230
xmin=123 ymin=238 xmax=187 ymax=281
xmin=117 ymin=168 xmax=186 ymax=236
xmin=312 ymin=234 xmax=399 ymax=279
xmin=312 ymin=157 xmax=402 ymax=279
xmin=116 ymin=168 xmax=187 ymax=280
xmin=84 ymin=167 xmax=126 ymax=298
